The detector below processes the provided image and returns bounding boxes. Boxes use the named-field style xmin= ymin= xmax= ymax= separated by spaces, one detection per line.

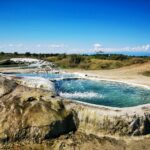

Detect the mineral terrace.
xmin=0 ymin=73 xmax=150 ymax=150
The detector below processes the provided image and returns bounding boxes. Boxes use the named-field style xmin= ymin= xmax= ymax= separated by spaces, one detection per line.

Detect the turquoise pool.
xmin=55 ymin=79 xmax=150 ymax=108
xmin=13 ymin=72 xmax=77 ymax=79
xmin=13 ymin=73 xmax=150 ymax=108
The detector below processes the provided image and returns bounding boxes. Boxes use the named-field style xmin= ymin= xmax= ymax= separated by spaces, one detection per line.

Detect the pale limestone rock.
xmin=0 ymin=77 xmax=78 ymax=143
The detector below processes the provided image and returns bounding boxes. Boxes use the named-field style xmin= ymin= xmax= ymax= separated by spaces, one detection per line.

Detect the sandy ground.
xmin=0 ymin=62 xmax=150 ymax=87
xmin=64 ymin=62 xmax=150 ymax=87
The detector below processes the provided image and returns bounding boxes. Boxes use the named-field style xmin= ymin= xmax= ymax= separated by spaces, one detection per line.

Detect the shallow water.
xmin=55 ymin=79 xmax=150 ymax=108
xmin=14 ymin=73 xmax=77 ymax=79
xmin=14 ymin=73 xmax=150 ymax=108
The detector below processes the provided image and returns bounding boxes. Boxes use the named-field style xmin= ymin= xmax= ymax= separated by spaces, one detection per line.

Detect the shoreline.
xmin=72 ymin=72 xmax=150 ymax=90
xmin=1 ymin=61 xmax=150 ymax=86
xmin=0 ymin=62 xmax=150 ymax=110
xmin=64 ymin=97 xmax=150 ymax=111
xmin=2 ymin=70 xmax=150 ymax=111
xmin=63 ymin=62 xmax=150 ymax=87
xmin=0 ymin=66 xmax=150 ymax=139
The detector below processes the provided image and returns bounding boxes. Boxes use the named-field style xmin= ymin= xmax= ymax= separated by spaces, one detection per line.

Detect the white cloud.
xmin=36 ymin=44 xmax=41 ymax=48
xmin=48 ymin=44 xmax=67 ymax=48
xmin=0 ymin=43 xmax=68 ymax=53
xmin=0 ymin=42 xmax=150 ymax=54
xmin=93 ymin=43 xmax=103 ymax=51
xmin=15 ymin=43 xmax=23 ymax=47
xmin=93 ymin=44 xmax=150 ymax=53
xmin=8 ymin=44 xmax=14 ymax=47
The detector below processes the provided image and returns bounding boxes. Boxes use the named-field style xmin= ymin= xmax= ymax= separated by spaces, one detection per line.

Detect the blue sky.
xmin=0 ymin=0 xmax=150 ymax=55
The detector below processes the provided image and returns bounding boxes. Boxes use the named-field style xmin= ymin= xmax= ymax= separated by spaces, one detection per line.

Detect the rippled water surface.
xmin=14 ymin=73 xmax=150 ymax=107
xmin=14 ymin=73 xmax=77 ymax=79
xmin=55 ymin=79 xmax=150 ymax=107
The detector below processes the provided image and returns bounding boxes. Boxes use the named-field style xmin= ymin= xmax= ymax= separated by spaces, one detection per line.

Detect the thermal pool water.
xmin=14 ymin=73 xmax=150 ymax=108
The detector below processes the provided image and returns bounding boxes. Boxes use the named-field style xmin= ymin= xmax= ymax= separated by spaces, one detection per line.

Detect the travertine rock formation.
xmin=64 ymin=100 xmax=150 ymax=136
xmin=0 ymin=77 xmax=78 ymax=143
xmin=0 ymin=75 xmax=150 ymax=150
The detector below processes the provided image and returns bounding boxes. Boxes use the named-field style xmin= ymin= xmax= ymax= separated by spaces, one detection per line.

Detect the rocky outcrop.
xmin=1 ymin=75 xmax=150 ymax=140
xmin=0 ymin=74 xmax=150 ymax=150
xmin=0 ymin=77 xmax=78 ymax=143
xmin=0 ymin=77 xmax=17 ymax=97
xmin=2 ymin=131 xmax=150 ymax=150
xmin=64 ymin=101 xmax=150 ymax=136
xmin=17 ymin=77 xmax=55 ymax=92
xmin=1 ymin=132 xmax=127 ymax=150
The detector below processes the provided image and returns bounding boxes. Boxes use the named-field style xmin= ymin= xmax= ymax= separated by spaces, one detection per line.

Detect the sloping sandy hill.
xmin=65 ymin=61 xmax=150 ymax=86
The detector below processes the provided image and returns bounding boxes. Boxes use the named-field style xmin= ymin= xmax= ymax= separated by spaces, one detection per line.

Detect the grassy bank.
xmin=0 ymin=52 xmax=150 ymax=70
xmin=45 ymin=54 xmax=150 ymax=70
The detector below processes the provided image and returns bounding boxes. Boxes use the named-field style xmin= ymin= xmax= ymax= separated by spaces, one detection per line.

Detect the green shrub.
xmin=142 ymin=71 xmax=150 ymax=77
xmin=131 ymin=58 xmax=145 ymax=64
xmin=69 ymin=55 xmax=85 ymax=65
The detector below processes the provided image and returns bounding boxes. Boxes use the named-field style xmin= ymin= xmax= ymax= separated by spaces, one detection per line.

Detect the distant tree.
xmin=25 ymin=52 xmax=31 ymax=57
xmin=69 ymin=55 xmax=85 ymax=66
xmin=14 ymin=52 xmax=18 ymax=55
xmin=58 ymin=53 xmax=67 ymax=60
xmin=110 ymin=54 xmax=128 ymax=60
xmin=32 ymin=53 xmax=38 ymax=57
xmin=38 ymin=53 xmax=42 ymax=59
xmin=0 ymin=51 xmax=5 ymax=55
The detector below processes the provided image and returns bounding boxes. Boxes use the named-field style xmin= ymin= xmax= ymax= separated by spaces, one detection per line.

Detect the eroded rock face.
xmin=0 ymin=74 xmax=150 ymax=148
xmin=0 ymin=77 xmax=78 ymax=143
xmin=64 ymin=101 xmax=150 ymax=136
xmin=2 ymin=131 xmax=150 ymax=150
xmin=0 ymin=77 xmax=17 ymax=97
xmin=1 ymin=132 xmax=127 ymax=150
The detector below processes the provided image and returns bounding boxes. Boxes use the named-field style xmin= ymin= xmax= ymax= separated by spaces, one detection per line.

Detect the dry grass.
xmin=142 ymin=71 xmax=150 ymax=77
xmin=46 ymin=56 xmax=149 ymax=70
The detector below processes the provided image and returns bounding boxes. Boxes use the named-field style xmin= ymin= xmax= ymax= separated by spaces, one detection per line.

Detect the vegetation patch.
xmin=0 ymin=52 xmax=149 ymax=70
xmin=142 ymin=71 xmax=150 ymax=77
xmin=46 ymin=54 xmax=149 ymax=70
